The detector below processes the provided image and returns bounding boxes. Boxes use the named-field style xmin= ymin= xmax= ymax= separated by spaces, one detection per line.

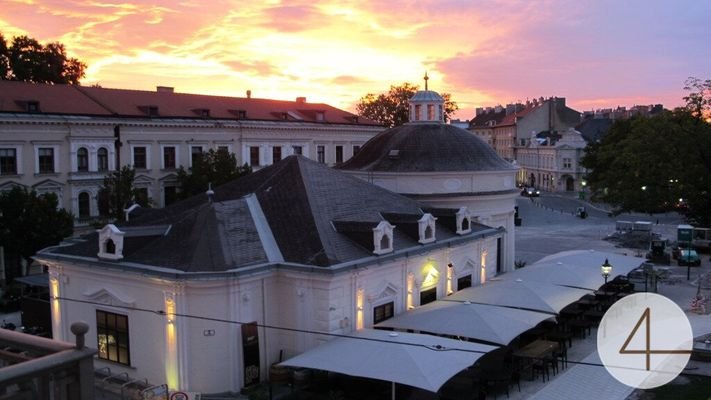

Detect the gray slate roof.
xmin=50 ymin=156 xmax=496 ymax=272
xmin=410 ymin=90 xmax=445 ymax=102
xmin=337 ymin=123 xmax=516 ymax=172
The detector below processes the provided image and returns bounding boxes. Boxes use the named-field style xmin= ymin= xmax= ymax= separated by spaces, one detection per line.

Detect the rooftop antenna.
xmin=424 ymin=71 xmax=429 ymax=91
xmin=206 ymin=182 xmax=214 ymax=203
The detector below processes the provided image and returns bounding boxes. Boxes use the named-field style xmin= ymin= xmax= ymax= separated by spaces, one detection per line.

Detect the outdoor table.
xmin=513 ymin=339 xmax=559 ymax=360
xmin=545 ymin=330 xmax=573 ymax=348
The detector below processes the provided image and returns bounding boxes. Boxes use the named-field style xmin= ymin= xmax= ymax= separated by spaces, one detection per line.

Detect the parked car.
xmin=521 ymin=187 xmax=540 ymax=197
xmin=678 ymin=248 xmax=701 ymax=266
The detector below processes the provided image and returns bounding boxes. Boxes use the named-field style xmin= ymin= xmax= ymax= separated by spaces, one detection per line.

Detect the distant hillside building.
xmin=0 ymin=81 xmax=382 ymax=222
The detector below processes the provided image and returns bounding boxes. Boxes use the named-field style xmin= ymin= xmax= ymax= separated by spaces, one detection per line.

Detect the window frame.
xmin=0 ymin=148 xmax=18 ymax=175
xmin=78 ymin=192 xmax=91 ymax=219
xmin=249 ymin=146 xmax=260 ymax=167
xmin=97 ymin=148 xmax=109 ymax=172
xmin=335 ymin=145 xmax=343 ymax=164
xmin=37 ymin=147 xmax=55 ymax=174
xmin=132 ymin=146 xmax=147 ymax=169
xmin=76 ymin=147 xmax=89 ymax=172
xmin=373 ymin=301 xmax=394 ymax=325
xmin=96 ymin=309 xmax=131 ymax=366
xmin=272 ymin=146 xmax=282 ymax=164
xmin=163 ymin=146 xmax=177 ymax=169
xmin=317 ymin=145 xmax=325 ymax=164
xmin=190 ymin=145 xmax=203 ymax=167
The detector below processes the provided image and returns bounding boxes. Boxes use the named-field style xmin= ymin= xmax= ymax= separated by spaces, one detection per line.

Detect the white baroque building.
xmin=0 ymin=81 xmax=382 ymax=221
xmin=516 ymin=128 xmax=588 ymax=192
xmin=36 ymin=156 xmax=505 ymax=393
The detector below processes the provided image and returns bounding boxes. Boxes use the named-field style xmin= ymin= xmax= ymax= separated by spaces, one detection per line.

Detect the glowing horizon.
xmin=2 ymin=0 xmax=709 ymax=119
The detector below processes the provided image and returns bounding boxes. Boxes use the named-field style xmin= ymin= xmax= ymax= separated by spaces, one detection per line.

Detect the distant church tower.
xmin=408 ymin=73 xmax=445 ymax=123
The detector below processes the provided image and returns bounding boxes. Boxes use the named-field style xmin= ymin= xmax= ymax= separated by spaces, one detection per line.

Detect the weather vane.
xmin=424 ymin=72 xmax=429 ymax=90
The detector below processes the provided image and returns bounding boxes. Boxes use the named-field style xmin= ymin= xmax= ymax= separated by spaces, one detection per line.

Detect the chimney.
xmin=296 ymin=97 xmax=306 ymax=104
xmin=246 ymin=90 xmax=252 ymax=99
xmin=156 ymin=86 xmax=174 ymax=93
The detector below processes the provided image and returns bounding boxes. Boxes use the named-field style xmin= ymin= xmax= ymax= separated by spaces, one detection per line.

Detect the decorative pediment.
xmin=0 ymin=181 xmax=27 ymax=192
xmin=33 ymin=179 xmax=64 ymax=191
xmin=367 ymin=281 xmax=399 ymax=304
xmin=134 ymin=174 xmax=155 ymax=185
xmin=83 ymin=287 xmax=135 ymax=307
xmin=97 ymin=224 xmax=125 ymax=260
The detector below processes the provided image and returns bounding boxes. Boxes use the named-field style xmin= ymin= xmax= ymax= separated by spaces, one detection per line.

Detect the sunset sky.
xmin=2 ymin=0 xmax=710 ymax=119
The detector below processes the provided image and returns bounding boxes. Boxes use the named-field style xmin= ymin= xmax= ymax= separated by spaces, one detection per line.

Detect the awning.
xmin=280 ymin=329 xmax=497 ymax=393
xmin=375 ymin=301 xmax=554 ymax=345
xmin=14 ymin=274 xmax=49 ymax=287
xmin=508 ymin=250 xmax=645 ymax=290
xmin=446 ymin=279 xmax=592 ymax=314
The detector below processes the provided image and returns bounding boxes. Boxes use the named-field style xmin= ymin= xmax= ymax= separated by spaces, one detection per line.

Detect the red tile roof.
xmin=0 ymin=81 xmax=381 ymax=126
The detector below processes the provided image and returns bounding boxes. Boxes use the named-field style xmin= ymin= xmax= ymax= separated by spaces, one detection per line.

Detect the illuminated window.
xmin=96 ymin=310 xmax=130 ymax=365
xmin=373 ymin=302 xmax=394 ymax=324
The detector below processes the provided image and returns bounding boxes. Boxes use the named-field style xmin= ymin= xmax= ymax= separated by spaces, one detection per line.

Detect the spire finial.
xmin=424 ymin=72 xmax=429 ymax=91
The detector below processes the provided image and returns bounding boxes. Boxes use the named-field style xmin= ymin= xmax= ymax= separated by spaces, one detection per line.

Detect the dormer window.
xmin=456 ymin=207 xmax=472 ymax=235
xmin=316 ymin=112 xmax=325 ymax=121
xmin=97 ymin=224 xmax=125 ymax=260
xmin=418 ymin=213 xmax=437 ymax=244
xmin=373 ymin=220 xmax=395 ymax=255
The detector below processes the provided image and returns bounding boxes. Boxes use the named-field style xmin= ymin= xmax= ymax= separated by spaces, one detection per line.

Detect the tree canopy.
xmin=582 ymin=107 xmax=711 ymax=225
xmin=356 ymin=82 xmax=459 ymax=128
xmin=99 ymin=166 xmax=149 ymax=220
xmin=683 ymin=76 xmax=711 ymax=121
xmin=0 ymin=187 xmax=73 ymax=280
xmin=0 ymin=32 xmax=86 ymax=84
xmin=176 ymin=149 xmax=251 ymax=200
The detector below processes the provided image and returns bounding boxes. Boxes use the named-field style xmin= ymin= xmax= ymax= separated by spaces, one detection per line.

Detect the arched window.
xmin=78 ymin=192 xmax=91 ymax=218
xmin=77 ymin=148 xmax=88 ymax=172
xmin=97 ymin=148 xmax=108 ymax=171
xmin=424 ymin=225 xmax=433 ymax=239
xmin=461 ymin=218 xmax=470 ymax=231
xmin=380 ymin=234 xmax=390 ymax=250
xmin=105 ymin=239 xmax=116 ymax=254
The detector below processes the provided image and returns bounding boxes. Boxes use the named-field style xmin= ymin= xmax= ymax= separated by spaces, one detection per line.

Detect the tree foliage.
xmin=683 ymin=76 xmax=711 ymax=121
xmin=582 ymin=110 xmax=711 ymax=225
xmin=356 ymin=82 xmax=459 ymax=128
xmin=99 ymin=166 xmax=148 ymax=219
xmin=0 ymin=187 xmax=73 ymax=279
xmin=0 ymin=32 xmax=86 ymax=84
xmin=176 ymin=149 xmax=251 ymax=200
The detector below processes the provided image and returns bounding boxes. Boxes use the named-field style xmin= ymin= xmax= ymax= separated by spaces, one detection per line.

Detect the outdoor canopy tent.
xmin=445 ymin=279 xmax=592 ymax=314
xmin=506 ymin=250 xmax=645 ymax=290
xmin=374 ymin=300 xmax=554 ymax=345
xmin=279 ymin=329 xmax=498 ymax=393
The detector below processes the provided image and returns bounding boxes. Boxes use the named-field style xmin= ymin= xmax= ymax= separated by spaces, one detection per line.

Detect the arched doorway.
xmin=565 ymin=176 xmax=575 ymax=191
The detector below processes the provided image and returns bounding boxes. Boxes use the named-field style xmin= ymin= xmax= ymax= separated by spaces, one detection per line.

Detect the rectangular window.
xmin=0 ymin=149 xmax=17 ymax=175
xmin=97 ymin=148 xmax=109 ymax=171
xmin=96 ymin=310 xmax=131 ymax=366
xmin=427 ymin=104 xmax=434 ymax=120
xmin=217 ymin=146 xmax=229 ymax=154
xmin=133 ymin=147 xmax=146 ymax=169
xmin=163 ymin=146 xmax=176 ymax=169
xmin=457 ymin=275 xmax=472 ymax=291
xmin=191 ymin=146 xmax=203 ymax=166
xmin=317 ymin=145 xmax=325 ymax=164
xmin=250 ymin=146 xmax=260 ymax=167
xmin=335 ymin=145 xmax=343 ymax=164
xmin=563 ymin=158 xmax=572 ymax=169
xmin=272 ymin=146 xmax=282 ymax=164
xmin=292 ymin=146 xmax=303 ymax=155
xmin=38 ymin=148 xmax=54 ymax=173
xmin=164 ymin=186 xmax=177 ymax=206
xmin=420 ymin=287 xmax=437 ymax=306
xmin=353 ymin=145 xmax=361 ymax=156
xmin=373 ymin=301 xmax=394 ymax=325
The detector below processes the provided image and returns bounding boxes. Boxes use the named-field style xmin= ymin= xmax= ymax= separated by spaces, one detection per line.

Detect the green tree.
xmin=176 ymin=149 xmax=251 ymax=200
xmin=0 ymin=187 xmax=73 ymax=280
xmin=99 ymin=166 xmax=148 ymax=219
xmin=1 ymin=33 xmax=86 ymax=84
xmin=356 ymin=82 xmax=459 ymax=128
xmin=582 ymin=110 xmax=711 ymax=225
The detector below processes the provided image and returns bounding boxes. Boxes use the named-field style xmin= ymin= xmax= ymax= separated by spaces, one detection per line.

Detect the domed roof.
xmin=338 ymin=123 xmax=516 ymax=172
xmin=410 ymin=90 xmax=445 ymax=102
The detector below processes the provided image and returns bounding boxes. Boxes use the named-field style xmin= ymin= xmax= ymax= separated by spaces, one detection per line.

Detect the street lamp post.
xmin=601 ymin=258 xmax=613 ymax=285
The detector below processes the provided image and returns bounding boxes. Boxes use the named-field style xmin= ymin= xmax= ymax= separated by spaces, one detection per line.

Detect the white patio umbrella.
xmin=510 ymin=250 xmax=645 ymax=290
xmin=375 ymin=301 xmax=554 ymax=345
xmin=446 ymin=279 xmax=592 ymax=314
xmin=279 ymin=329 xmax=497 ymax=394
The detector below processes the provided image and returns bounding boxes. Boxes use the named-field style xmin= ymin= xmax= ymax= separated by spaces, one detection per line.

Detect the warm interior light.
xmin=446 ymin=263 xmax=454 ymax=295
xmin=406 ymin=273 xmax=414 ymax=310
xmin=356 ymin=288 xmax=364 ymax=330
xmin=421 ymin=264 xmax=439 ymax=288
xmin=50 ymin=276 xmax=61 ymax=335
xmin=164 ymin=294 xmax=179 ymax=389
xmin=480 ymin=250 xmax=488 ymax=284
